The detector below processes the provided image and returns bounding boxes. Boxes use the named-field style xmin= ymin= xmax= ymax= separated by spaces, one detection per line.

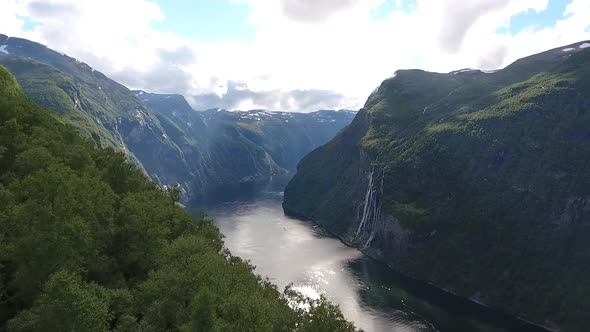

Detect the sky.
xmin=1 ymin=0 xmax=589 ymax=112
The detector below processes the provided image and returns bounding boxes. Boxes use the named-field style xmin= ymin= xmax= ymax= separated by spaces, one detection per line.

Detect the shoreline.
xmin=282 ymin=205 xmax=559 ymax=332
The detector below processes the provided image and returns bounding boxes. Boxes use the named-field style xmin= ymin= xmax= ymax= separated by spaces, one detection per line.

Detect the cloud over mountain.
xmin=280 ymin=0 xmax=360 ymax=23
xmin=1 ymin=0 xmax=589 ymax=112
xmin=189 ymin=81 xmax=349 ymax=112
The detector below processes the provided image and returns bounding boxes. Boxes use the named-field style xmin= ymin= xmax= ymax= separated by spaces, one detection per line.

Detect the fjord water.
xmin=197 ymin=181 xmax=549 ymax=332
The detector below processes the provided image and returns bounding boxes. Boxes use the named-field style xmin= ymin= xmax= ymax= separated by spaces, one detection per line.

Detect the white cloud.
xmin=280 ymin=0 xmax=361 ymax=23
xmin=0 ymin=1 xmax=27 ymax=36
xmin=1 ymin=0 xmax=589 ymax=112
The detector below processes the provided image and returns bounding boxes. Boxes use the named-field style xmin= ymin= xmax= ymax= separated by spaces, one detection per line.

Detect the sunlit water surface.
xmin=199 ymin=185 xmax=549 ymax=332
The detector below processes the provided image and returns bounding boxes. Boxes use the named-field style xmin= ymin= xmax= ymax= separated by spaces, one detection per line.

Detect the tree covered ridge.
xmin=0 ymin=65 xmax=359 ymax=332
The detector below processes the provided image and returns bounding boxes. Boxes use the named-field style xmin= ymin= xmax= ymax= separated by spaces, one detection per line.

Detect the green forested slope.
xmin=0 ymin=65 xmax=358 ymax=332
xmin=0 ymin=55 xmax=125 ymax=149
xmin=284 ymin=42 xmax=590 ymax=331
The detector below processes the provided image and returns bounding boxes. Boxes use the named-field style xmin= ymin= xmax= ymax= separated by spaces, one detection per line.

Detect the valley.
xmin=200 ymin=180 xmax=552 ymax=332
xmin=0 ymin=34 xmax=355 ymax=201
xmin=1 ymin=31 xmax=589 ymax=332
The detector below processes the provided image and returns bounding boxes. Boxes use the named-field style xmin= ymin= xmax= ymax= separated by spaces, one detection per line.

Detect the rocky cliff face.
xmin=0 ymin=35 xmax=191 ymax=191
xmin=0 ymin=34 xmax=356 ymax=201
xmin=284 ymin=41 xmax=590 ymax=332
xmin=136 ymin=91 xmax=356 ymax=201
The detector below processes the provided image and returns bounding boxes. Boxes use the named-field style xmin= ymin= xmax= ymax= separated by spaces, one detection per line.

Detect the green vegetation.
xmin=0 ymin=65 xmax=359 ymax=331
xmin=0 ymin=56 xmax=122 ymax=149
xmin=284 ymin=45 xmax=590 ymax=331
xmin=1 ymin=36 xmax=355 ymax=202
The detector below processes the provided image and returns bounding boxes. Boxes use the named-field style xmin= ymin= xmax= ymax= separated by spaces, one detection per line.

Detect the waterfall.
xmin=355 ymin=168 xmax=375 ymax=237
xmin=352 ymin=168 xmax=409 ymax=253
xmin=353 ymin=167 xmax=384 ymax=250
xmin=364 ymin=229 xmax=377 ymax=250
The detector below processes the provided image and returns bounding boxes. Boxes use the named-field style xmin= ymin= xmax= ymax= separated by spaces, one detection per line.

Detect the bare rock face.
xmin=552 ymin=196 xmax=590 ymax=225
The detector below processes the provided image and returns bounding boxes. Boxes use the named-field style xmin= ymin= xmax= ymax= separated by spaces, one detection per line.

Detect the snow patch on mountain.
xmin=0 ymin=45 xmax=8 ymax=54
xmin=580 ymin=43 xmax=590 ymax=49
xmin=451 ymin=68 xmax=480 ymax=75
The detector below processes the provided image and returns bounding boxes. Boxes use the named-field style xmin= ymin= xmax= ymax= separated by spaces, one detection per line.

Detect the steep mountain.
xmin=0 ymin=34 xmax=188 ymax=183
xmin=0 ymin=65 xmax=359 ymax=331
xmin=284 ymin=41 xmax=590 ymax=331
xmin=0 ymin=34 xmax=355 ymax=201
xmin=134 ymin=89 xmax=355 ymax=200
xmin=199 ymin=108 xmax=358 ymax=171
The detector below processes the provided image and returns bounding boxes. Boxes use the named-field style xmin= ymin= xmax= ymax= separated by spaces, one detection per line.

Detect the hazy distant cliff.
xmin=0 ymin=34 xmax=355 ymax=201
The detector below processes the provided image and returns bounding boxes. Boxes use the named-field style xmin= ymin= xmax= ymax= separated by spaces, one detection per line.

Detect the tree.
xmin=0 ymin=66 xmax=359 ymax=332
xmin=8 ymin=271 xmax=112 ymax=332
